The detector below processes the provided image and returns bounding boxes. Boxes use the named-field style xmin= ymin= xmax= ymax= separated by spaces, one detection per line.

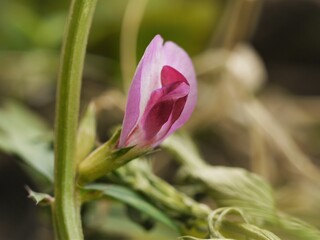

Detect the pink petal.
xmin=151 ymin=95 xmax=188 ymax=147
xmin=141 ymin=66 xmax=190 ymax=146
xmin=161 ymin=65 xmax=188 ymax=85
xmin=119 ymin=35 xmax=164 ymax=147
xmin=139 ymin=36 xmax=164 ymax=114
xmin=162 ymin=41 xmax=197 ymax=137
xmin=119 ymin=35 xmax=197 ymax=148
xmin=143 ymin=99 xmax=174 ymax=140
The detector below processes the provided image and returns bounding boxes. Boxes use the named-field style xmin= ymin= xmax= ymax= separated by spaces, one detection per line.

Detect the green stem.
xmin=53 ymin=0 xmax=97 ymax=239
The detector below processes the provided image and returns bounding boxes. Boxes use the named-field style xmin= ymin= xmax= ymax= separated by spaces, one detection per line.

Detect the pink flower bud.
xmin=119 ymin=35 xmax=197 ymax=148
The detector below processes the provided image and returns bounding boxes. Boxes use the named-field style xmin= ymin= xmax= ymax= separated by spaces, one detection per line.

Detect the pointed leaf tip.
xmin=25 ymin=186 xmax=53 ymax=206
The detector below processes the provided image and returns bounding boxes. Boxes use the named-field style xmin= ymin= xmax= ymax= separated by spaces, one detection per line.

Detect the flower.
xmin=119 ymin=35 xmax=197 ymax=148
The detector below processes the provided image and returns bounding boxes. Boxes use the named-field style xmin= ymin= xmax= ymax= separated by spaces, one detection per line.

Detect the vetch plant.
xmin=52 ymin=0 xmax=199 ymax=234
xmin=78 ymin=35 xmax=197 ymax=185
xmin=2 ymin=0 xmax=320 ymax=239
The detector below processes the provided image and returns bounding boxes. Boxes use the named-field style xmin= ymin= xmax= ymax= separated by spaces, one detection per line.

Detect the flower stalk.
xmin=53 ymin=0 xmax=97 ymax=239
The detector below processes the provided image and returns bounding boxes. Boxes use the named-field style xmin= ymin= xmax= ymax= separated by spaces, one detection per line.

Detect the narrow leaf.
xmin=84 ymin=183 xmax=178 ymax=232
xmin=26 ymin=186 xmax=53 ymax=205
xmin=190 ymin=166 xmax=276 ymax=222
xmin=208 ymin=207 xmax=281 ymax=240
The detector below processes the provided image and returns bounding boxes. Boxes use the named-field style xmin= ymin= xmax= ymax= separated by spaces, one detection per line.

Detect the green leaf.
xmin=208 ymin=207 xmax=281 ymax=240
xmin=164 ymin=133 xmax=320 ymax=239
xmin=0 ymin=101 xmax=54 ymax=182
xmin=84 ymin=202 xmax=179 ymax=240
xmin=164 ymin=133 xmax=276 ymax=223
xmin=165 ymin=132 xmax=275 ymax=223
xmin=84 ymin=183 xmax=178 ymax=232
xmin=224 ymin=222 xmax=281 ymax=240
xmin=274 ymin=214 xmax=320 ymax=240
xmin=179 ymin=237 xmax=234 ymax=240
xmin=189 ymin=166 xmax=276 ymax=223
xmin=26 ymin=185 xmax=53 ymax=205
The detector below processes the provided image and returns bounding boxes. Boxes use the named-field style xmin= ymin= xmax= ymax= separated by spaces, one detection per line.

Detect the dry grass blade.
xmin=242 ymin=99 xmax=320 ymax=183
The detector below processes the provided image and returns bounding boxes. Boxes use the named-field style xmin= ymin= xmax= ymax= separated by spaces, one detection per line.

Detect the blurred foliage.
xmin=0 ymin=0 xmax=223 ymax=53
xmin=84 ymin=184 xmax=178 ymax=231
xmin=1 ymin=0 xmax=320 ymax=239
xmin=0 ymin=101 xmax=53 ymax=182
xmin=0 ymin=0 xmax=223 ymax=101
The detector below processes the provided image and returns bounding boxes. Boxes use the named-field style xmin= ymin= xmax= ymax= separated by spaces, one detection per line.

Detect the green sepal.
xmin=77 ymin=127 xmax=150 ymax=185
xmin=110 ymin=145 xmax=135 ymax=160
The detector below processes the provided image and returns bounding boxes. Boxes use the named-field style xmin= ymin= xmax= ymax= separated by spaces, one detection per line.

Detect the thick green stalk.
xmin=53 ymin=0 xmax=97 ymax=239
